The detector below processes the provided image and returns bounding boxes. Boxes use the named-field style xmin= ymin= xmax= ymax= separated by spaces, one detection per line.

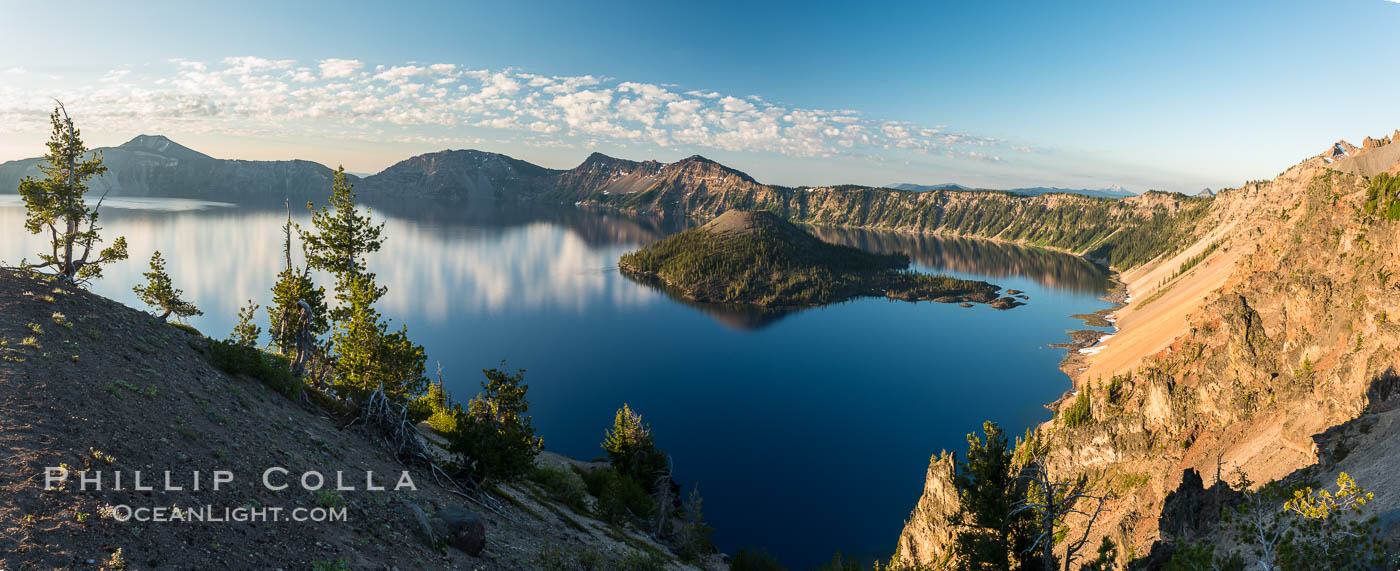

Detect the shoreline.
xmin=1047 ymin=275 xmax=1129 ymax=409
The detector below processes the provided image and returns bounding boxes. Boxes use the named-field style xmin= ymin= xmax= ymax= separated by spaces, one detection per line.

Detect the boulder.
xmin=407 ymin=503 xmax=436 ymax=546
xmin=431 ymin=507 xmax=487 ymax=556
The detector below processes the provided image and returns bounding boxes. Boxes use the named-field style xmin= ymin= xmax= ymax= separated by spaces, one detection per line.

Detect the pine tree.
xmin=18 ymin=102 xmax=127 ymax=284
xmin=447 ymin=366 xmax=544 ymax=481
xmin=675 ymin=485 xmax=715 ymax=561
xmin=132 ymin=251 xmax=202 ymax=322
xmin=948 ymin=421 xmax=1038 ymax=570
xmin=603 ymin=403 xmax=668 ymax=488
xmin=301 ymin=167 xmax=383 ymax=282
xmin=230 ymin=300 xmax=262 ymax=348
xmin=328 ymin=273 xmax=426 ymax=396
xmin=299 ymin=167 xmax=424 ymax=399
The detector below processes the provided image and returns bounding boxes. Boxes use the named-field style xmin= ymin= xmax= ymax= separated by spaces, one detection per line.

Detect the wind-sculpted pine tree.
xmin=300 ymin=168 xmax=425 ymax=399
xmin=18 ymin=102 xmax=127 ymax=284
xmin=133 ymin=251 xmax=202 ymax=322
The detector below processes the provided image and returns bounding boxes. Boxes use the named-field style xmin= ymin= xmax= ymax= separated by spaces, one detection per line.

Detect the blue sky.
xmin=1 ymin=0 xmax=1397 ymax=192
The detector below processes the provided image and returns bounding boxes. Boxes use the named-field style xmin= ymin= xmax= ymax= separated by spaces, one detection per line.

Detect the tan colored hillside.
xmin=894 ymin=132 xmax=1400 ymax=568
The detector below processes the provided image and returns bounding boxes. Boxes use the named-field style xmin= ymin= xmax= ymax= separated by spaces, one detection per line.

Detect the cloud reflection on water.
xmin=0 ymin=197 xmax=669 ymax=336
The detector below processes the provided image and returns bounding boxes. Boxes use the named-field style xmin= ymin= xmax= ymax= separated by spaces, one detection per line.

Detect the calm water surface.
xmin=0 ymin=195 xmax=1112 ymax=566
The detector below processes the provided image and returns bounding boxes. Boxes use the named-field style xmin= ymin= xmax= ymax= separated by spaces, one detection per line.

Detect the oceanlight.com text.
xmin=107 ymin=504 xmax=348 ymax=523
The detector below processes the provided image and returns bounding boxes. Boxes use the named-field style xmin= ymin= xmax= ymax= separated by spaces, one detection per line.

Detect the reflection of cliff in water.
xmin=369 ymin=199 xmax=698 ymax=249
xmin=809 ymin=226 xmax=1112 ymax=294
xmin=218 ymin=195 xmax=692 ymax=250
xmin=620 ymin=270 xmax=796 ymax=331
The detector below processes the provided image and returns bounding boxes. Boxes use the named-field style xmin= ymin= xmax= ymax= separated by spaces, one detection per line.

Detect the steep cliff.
xmin=891 ymin=136 xmax=1400 ymax=568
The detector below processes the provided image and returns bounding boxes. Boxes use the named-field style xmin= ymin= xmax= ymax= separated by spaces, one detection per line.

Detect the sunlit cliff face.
xmin=0 ymin=196 xmax=663 ymax=338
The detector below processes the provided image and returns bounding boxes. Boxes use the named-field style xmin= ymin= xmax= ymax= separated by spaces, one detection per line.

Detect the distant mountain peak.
xmin=118 ymin=134 xmax=210 ymax=160
xmin=669 ymin=154 xmax=757 ymax=183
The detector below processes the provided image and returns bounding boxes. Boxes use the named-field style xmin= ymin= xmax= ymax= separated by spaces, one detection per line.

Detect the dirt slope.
xmin=0 ymin=269 xmax=712 ymax=570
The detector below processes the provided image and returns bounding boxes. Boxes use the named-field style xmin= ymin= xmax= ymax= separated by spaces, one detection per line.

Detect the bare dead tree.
xmin=283 ymin=198 xmax=293 ymax=272
xmin=344 ymin=382 xmax=514 ymax=520
xmin=653 ymin=455 xmax=676 ymax=538
xmin=1012 ymin=458 xmax=1115 ymax=571
xmin=287 ymin=300 xmax=316 ymax=378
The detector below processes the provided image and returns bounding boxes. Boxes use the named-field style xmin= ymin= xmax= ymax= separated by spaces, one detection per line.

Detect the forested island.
xmin=619 ymin=210 xmax=1019 ymax=308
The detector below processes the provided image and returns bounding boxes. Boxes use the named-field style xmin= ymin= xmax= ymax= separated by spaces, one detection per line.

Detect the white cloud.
xmin=99 ymin=69 xmax=130 ymax=83
xmin=0 ymin=56 xmax=1022 ymax=161
xmin=318 ymin=58 xmax=363 ymax=79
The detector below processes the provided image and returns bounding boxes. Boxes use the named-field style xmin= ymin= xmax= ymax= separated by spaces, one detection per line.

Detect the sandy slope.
xmin=1078 ymin=219 xmax=1246 ymax=384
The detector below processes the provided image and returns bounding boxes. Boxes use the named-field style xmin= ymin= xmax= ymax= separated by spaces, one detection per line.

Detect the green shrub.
xmin=208 ymin=339 xmax=300 ymax=397
xmin=582 ymin=467 xmax=657 ymax=525
xmin=409 ymin=378 xmax=459 ymax=432
xmin=535 ymin=545 xmax=666 ymax=571
xmin=528 ymin=466 xmax=588 ymax=514
xmin=1363 ymin=173 xmax=1400 ymax=221
xmin=446 ymin=366 xmax=543 ymax=482
xmin=169 ymin=322 xmax=201 ymax=337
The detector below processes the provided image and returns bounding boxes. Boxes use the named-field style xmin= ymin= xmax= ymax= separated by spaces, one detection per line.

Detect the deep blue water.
xmin=0 ymin=196 xmax=1112 ymax=567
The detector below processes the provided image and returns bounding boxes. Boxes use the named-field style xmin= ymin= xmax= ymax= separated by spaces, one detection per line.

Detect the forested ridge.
xmin=600 ymin=184 xmax=1214 ymax=272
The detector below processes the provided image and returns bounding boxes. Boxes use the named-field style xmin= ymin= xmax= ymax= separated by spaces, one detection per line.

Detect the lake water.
xmin=0 ymin=195 xmax=1113 ymax=566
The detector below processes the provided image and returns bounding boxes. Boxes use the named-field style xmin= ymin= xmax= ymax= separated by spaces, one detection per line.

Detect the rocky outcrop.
xmin=892 ymin=453 xmax=959 ymax=569
xmin=1327 ymin=131 xmax=1400 ymax=177
xmin=894 ymin=141 xmax=1400 ymax=567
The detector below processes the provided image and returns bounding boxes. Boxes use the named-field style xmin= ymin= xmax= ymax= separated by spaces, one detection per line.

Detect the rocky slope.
xmin=891 ymin=134 xmax=1400 ymax=568
xmin=0 ymin=268 xmax=718 ymax=570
